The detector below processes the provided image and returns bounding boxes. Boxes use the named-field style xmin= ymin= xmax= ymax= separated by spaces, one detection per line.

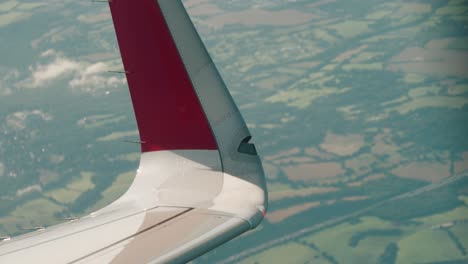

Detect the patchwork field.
xmin=0 ymin=0 xmax=467 ymax=263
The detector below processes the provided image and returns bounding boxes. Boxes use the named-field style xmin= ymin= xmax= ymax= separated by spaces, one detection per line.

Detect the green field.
xmin=239 ymin=242 xmax=322 ymax=264
xmin=45 ymin=172 xmax=95 ymax=204
xmin=397 ymin=229 xmax=464 ymax=264
xmin=301 ymin=217 xmax=402 ymax=264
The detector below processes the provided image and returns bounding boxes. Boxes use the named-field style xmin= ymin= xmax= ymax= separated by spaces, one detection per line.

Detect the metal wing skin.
xmin=0 ymin=0 xmax=268 ymax=263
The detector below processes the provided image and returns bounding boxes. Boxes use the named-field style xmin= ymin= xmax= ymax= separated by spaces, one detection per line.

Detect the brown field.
xmin=265 ymin=147 xmax=301 ymax=161
xmin=38 ymin=169 xmax=60 ymax=186
xmin=389 ymin=47 xmax=468 ymax=77
xmin=48 ymin=154 xmax=64 ymax=164
xmin=392 ymin=161 xmax=450 ymax=183
xmin=347 ymin=174 xmax=385 ymax=187
xmin=272 ymin=156 xmax=315 ymax=165
xmin=455 ymin=152 xmax=468 ymax=174
xmin=283 ymin=162 xmax=345 ymax=182
xmin=345 ymin=153 xmax=378 ymax=177
xmin=334 ymin=45 xmax=368 ymax=63
xmin=263 ymin=162 xmax=280 ymax=180
xmin=305 ymin=147 xmax=322 ymax=156
xmin=425 ymin=38 xmax=456 ymax=49
xmin=204 ymin=9 xmax=318 ymax=29
xmin=267 ymin=202 xmax=320 ymax=223
xmin=398 ymin=3 xmax=432 ymax=14
xmin=342 ymin=196 xmax=369 ymax=201
xmin=320 ymin=132 xmax=365 ymax=156
xmin=256 ymin=75 xmax=291 ymax=90
xmin=388 ymin=62 xmax=468 ymax=78
xmin=371 ymin=130 xmax=400 ymax=155
xmin=307 ymin=0 xmax=337 ymax=8
xmin=304 ymin=147 xmax=335 ymax=160
xmin=269 ymin=186 xmax=339 ymax=201
xmin=188 ymin=3 xmax=222 ymax=16
xmin=184 ymin=0 xmax=209 ymax=8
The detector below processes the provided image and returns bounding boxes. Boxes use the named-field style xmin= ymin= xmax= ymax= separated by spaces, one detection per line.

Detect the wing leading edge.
xmin=0 ymin=0 xmax=267 ymax=263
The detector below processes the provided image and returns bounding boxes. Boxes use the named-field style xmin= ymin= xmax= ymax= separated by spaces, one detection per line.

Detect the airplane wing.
xmin=0 ymin=0 xmax=268 ymax=263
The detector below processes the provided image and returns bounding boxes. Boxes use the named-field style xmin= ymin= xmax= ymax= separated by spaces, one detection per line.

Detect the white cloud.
xmin=23 ymin=49 xmax=79 ymax=88
xmin=16 ymin=185 xmax=42 ymax=197
xmin=30 ymin=57 xmax=80 ymax=87
xmin=40 ymin=49 xmax=57 ymax=57
xmin=69 ymin=62 xmax=126 ymax=93
xmin=0 ymin=162 xmax=4 ymax=177
xmin=5 ymin=110 xmax=54 ymax=131
xmin=83 ymin=62 xmax=107 ymax=75
xmin=23 ymin=49 xmax=126 ymax=94
xmin=0 ymin=68 xmax=20 ymax=96
xmin=0 ymin=81 xmax=11 ymax=96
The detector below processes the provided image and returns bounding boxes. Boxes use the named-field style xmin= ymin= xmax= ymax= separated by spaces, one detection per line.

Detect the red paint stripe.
xmin=109 ymin=0 xmax=217 ymax=152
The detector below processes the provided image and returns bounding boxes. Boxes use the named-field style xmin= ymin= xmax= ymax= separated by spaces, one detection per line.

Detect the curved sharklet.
xmin=158 ymin=0 xmax=267 ymax=190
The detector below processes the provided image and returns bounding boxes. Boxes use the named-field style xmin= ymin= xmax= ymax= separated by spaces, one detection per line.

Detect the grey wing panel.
xmin=0 ymin=207 xmax=249 ymax=264
xmin=78 ymin=210 xmax=249 ymax=264
xmin=0 ymin=207 xmax=189 ymax=263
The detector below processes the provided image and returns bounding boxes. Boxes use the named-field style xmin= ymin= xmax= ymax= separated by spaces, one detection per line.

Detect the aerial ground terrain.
xmin=0 ymin=0 xmax=467 ymax=263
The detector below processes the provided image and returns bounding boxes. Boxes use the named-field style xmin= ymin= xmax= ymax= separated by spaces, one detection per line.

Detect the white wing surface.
xmin=0 ymin=0 xmax=268 ymax=263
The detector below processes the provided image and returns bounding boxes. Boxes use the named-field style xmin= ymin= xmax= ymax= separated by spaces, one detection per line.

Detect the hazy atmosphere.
xmin=0 ymin=0 xmax=467 ymax=263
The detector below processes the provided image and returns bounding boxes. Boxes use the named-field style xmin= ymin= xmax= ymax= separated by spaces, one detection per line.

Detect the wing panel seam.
xmin=68 ymin=208 xmax=193 ymax=264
